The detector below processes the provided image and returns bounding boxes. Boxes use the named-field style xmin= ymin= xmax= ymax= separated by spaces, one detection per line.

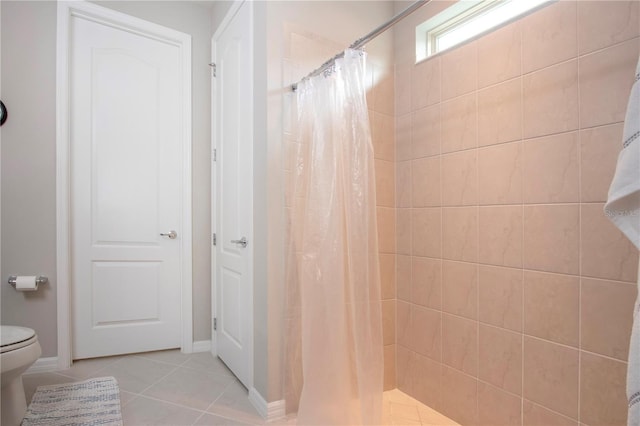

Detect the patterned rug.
xmin=22 ymin=376 xmax=123 ymax=426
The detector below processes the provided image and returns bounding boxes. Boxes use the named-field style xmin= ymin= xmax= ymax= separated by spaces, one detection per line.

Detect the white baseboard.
xmin=248 ymin=387 xmax=286 ymax=421
xmin=24 ymin=343 xmax=210 ymax=375
xmin=24 ymin=357 xmax=59 ymax=375
xmin=192 ymin=340 xmax=212 ymax=353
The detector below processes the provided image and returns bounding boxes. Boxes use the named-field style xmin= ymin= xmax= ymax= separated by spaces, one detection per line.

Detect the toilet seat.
xmin=1 ymin=326 xmax=37 ymax=354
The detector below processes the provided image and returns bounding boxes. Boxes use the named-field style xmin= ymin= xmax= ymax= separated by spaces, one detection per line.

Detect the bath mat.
xmin=22 ymin=376 xmax=123 ymax=426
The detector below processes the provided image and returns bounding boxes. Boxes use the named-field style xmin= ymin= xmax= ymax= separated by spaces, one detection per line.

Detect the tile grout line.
xmin=129 ymin=363 xmax=181 ymax=400
xmin=520 ymin=14 xmax=526 ymax=425
xmin=437 ymin=44 xmax=444 ymax=415
xmin=127 ymin=392 xmax=210 ymax=414
xmin=523 ymin=397 xmax=581 ymax=426
xmin=472 ymin=37 xmax=480 ymax=425
xmin=191 ymin=411 xmax=207 ymax=426
xmin=203 ymin=376 xmax=247 ymax=415
xmin=133 ymin=352 xmax=193 ymax=368
xmin=576 ymin=1 xmax=582 ymax=422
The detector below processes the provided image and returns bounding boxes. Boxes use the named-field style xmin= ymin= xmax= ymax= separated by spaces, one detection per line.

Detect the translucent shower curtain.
xmin=285 ymin=49 xmax=383 ymax=425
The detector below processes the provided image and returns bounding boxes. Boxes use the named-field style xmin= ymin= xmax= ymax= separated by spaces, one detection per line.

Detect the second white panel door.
xmin=213 ymin=0 xmax=253 ymax=389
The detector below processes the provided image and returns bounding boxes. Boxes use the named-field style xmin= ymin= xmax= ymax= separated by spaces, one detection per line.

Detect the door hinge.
xmin=209 ymin=62 xmax=216 ymax=77
xmin=213 ymin=317 xmax=217 ymax=331
xmin=213 ymin=233 xmax=217 ymax=246
xmin=213 ymin=148 xmax=217 ymax=162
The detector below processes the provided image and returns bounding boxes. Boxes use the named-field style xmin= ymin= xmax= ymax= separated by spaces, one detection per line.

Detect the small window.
xmin=416 ymin=0 xmax=553 ymax=62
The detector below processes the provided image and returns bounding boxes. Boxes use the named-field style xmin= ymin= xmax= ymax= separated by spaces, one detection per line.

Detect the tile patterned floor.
xmin=382 ymin=389 xmax=459 ymax=426
xmin=23 ymin=350 xmax=458 ymax=426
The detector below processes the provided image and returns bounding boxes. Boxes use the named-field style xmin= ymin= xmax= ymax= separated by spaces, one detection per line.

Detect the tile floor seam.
xmin=119 ymin=393 xmax=140 ymax=411
xmin=118 ymin=390 xmax=138 ymax=408
xmin=178 ymin=354 xmax=236 ymax=377
xmin=133 ymin=353 xmax=192 ymax=368
xmin=136 ymin=363 xmax=182 ymax=398
xmin=54 ymin=356 xmax=123 ymax=381
xmin=192 ymin=409 xmax=257 ymax=426
xmin=82 ymin=362 xmax=119 ymax=380
xmin=191 ymin=411 xmax=207 ymax=426
xmin=202 ymin=376 xmax=246 ymax=414
xmin=47 ymin=371 xmax=79 ymax=381
xmin=142 ymin=366 xmax=236 ymax=412
xmin=118 ymin=391 xmax=213 ymax=425
xmin=124 ymin=393 xmax=208 ymax=414
xmin=180 ymin=363 xmax=235 ymax=378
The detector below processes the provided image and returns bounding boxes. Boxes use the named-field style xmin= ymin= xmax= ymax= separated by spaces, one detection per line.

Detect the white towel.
xmin=605 ymin=57 xmax=640 ymax=426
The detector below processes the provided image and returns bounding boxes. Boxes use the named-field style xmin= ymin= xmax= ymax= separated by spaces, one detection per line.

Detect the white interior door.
xmin=69 ymin=10 xmax=190 ymax=359
xmin=212 ymin=1 xmax=253 ymax=388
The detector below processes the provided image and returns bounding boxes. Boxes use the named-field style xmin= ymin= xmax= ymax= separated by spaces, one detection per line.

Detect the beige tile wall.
xmin=393 ymin=1 xmax=640 ymax=425
xmin=369 ymin=60 xmax=397 ymax=392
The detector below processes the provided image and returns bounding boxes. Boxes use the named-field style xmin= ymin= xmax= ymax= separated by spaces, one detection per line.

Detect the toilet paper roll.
xmin=15 ymin=276 xmax=38 ymax=291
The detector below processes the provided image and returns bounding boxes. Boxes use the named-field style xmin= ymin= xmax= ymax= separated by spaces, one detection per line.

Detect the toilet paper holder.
xmin=7 ymin=276 xmax=49 ymax=288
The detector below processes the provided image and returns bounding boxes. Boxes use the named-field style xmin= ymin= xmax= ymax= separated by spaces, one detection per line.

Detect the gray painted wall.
xmin=1 ymin=1 xmax=59 ymax=357
xmin=0 ymin=0 xmax=215 ymax=357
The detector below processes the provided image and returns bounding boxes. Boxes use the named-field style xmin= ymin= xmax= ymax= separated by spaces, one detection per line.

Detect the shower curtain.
xmin=285 ymin=48 xmax=383 ymax=425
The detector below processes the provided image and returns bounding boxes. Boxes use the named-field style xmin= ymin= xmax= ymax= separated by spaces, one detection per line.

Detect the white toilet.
xmin=1 ymin=325 xmax=42 ymax=426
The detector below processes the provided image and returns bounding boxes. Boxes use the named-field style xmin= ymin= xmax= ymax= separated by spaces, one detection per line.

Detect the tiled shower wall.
xmin=393 ymin=1 xmax=640 ymax=425
xmin=369 ymin=61 xmax=398 ymax=392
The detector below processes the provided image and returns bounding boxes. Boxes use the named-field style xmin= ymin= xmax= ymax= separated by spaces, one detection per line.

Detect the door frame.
xmin=56 ymin=1 xmax=193 ymax=370
xmin=210 ymin=0 xmax=254 ymax=385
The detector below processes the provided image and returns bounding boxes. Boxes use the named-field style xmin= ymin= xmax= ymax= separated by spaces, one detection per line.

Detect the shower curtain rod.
xmin=290 ymin=0 xmax=429 ymax=92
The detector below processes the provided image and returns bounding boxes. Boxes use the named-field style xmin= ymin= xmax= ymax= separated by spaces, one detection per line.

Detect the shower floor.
xmin=382 ymin=389 xmax=459 ymax=425
xmin=277 ymin=389 xmax=460 ymax=425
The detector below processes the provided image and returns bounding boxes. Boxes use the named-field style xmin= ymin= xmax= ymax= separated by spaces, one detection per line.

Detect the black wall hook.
xmin=0 ymin=101 xmax=7 ymax=126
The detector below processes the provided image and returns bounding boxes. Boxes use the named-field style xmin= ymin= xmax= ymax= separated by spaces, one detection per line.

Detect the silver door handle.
xmin=160 ymin=230 xmax=178 ymax=239
xmin=231 ymin=237 xmax=248 ymax=248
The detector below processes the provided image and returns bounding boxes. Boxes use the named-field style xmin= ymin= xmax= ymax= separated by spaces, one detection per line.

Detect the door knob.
xmin=231 ymin=237 xmax=248 ymax=248
xmin=160 ymin=230 xmax=178 ymax=239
